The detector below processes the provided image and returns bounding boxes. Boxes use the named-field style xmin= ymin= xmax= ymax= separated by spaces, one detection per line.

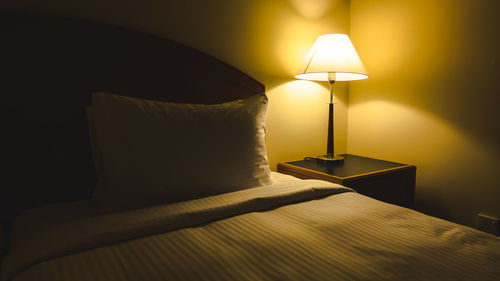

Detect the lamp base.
xmin=316 ymin=154 xmax=344 ymax=162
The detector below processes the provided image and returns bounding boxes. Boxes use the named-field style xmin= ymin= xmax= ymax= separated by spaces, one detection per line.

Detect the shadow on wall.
xmin=413 ymin=185 xmax=452 ymax=221
xmin=354 ymin=80 xmax=500 ymax=154
xmin=348 ymin=93 xmax=500 ymax=225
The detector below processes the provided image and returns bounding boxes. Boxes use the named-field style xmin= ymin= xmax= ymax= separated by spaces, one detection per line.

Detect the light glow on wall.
xmin=245 ymin=0 xmax=350 ymax=79
xmin=289 ymin=0 xmax=337 ymax=19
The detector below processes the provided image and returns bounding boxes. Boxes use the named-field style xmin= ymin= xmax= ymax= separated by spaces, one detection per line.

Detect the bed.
xmin=1 ymin=13 xmax=499 ymax=281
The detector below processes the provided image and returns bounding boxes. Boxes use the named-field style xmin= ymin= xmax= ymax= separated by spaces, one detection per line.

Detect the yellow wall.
xmin=349 ymin=0 xmax=500 ymax=227
xmin=1 ymin=0 xmax=351 ymax=170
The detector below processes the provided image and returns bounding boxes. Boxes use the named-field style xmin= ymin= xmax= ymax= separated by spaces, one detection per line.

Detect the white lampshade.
xmin=295 ymin=34 xmax=368 ymax=81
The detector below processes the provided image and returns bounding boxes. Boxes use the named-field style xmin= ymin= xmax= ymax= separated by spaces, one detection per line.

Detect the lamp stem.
xmin=329 ymin=80 xmax=335 ymax=103
xmin=327 ymin=80 xmax=335 ymax=158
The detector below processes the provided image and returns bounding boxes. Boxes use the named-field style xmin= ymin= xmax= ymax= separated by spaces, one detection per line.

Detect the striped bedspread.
xmin=2 ymin=173 xmax=499 ymax=281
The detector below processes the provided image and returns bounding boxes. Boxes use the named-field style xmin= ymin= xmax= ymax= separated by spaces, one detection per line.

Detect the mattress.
xmin=2 ymin=173 xmax=499 ymax=281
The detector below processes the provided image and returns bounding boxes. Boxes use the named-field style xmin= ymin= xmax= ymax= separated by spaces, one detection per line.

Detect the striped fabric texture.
xmin=3 ymin=174 xmax=499 ymax=281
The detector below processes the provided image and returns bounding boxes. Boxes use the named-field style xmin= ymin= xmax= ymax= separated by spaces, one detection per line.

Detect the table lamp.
xmin=295 ymin=34 xmax=368 ymax=161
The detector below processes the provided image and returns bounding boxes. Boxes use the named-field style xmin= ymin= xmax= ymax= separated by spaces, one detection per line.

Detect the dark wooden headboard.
xmin=0 ymin=13 xmax=265 ymax=225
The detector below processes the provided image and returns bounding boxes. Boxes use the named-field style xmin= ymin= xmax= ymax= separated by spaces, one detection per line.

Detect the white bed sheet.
xmin=2 ymin=173 xmax=499 ymax=281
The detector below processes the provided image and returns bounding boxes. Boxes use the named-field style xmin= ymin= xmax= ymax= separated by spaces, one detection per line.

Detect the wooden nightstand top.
xmin=278 ymin=154 xmax=413 ymax=182
xmin=278 ymin=154 xmax=416 ymax=207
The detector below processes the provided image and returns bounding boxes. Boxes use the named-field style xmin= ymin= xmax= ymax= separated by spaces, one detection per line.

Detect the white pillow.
xmin=90 ymin=92 xmax=272 ymax=209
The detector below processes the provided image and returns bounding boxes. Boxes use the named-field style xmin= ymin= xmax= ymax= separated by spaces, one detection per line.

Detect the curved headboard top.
xmin=0 ymin=13 xmax=265 ymax=224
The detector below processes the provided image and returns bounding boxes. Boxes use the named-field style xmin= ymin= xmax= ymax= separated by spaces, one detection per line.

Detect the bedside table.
xmin=277 ymin=154 xmax=416 ymax=208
